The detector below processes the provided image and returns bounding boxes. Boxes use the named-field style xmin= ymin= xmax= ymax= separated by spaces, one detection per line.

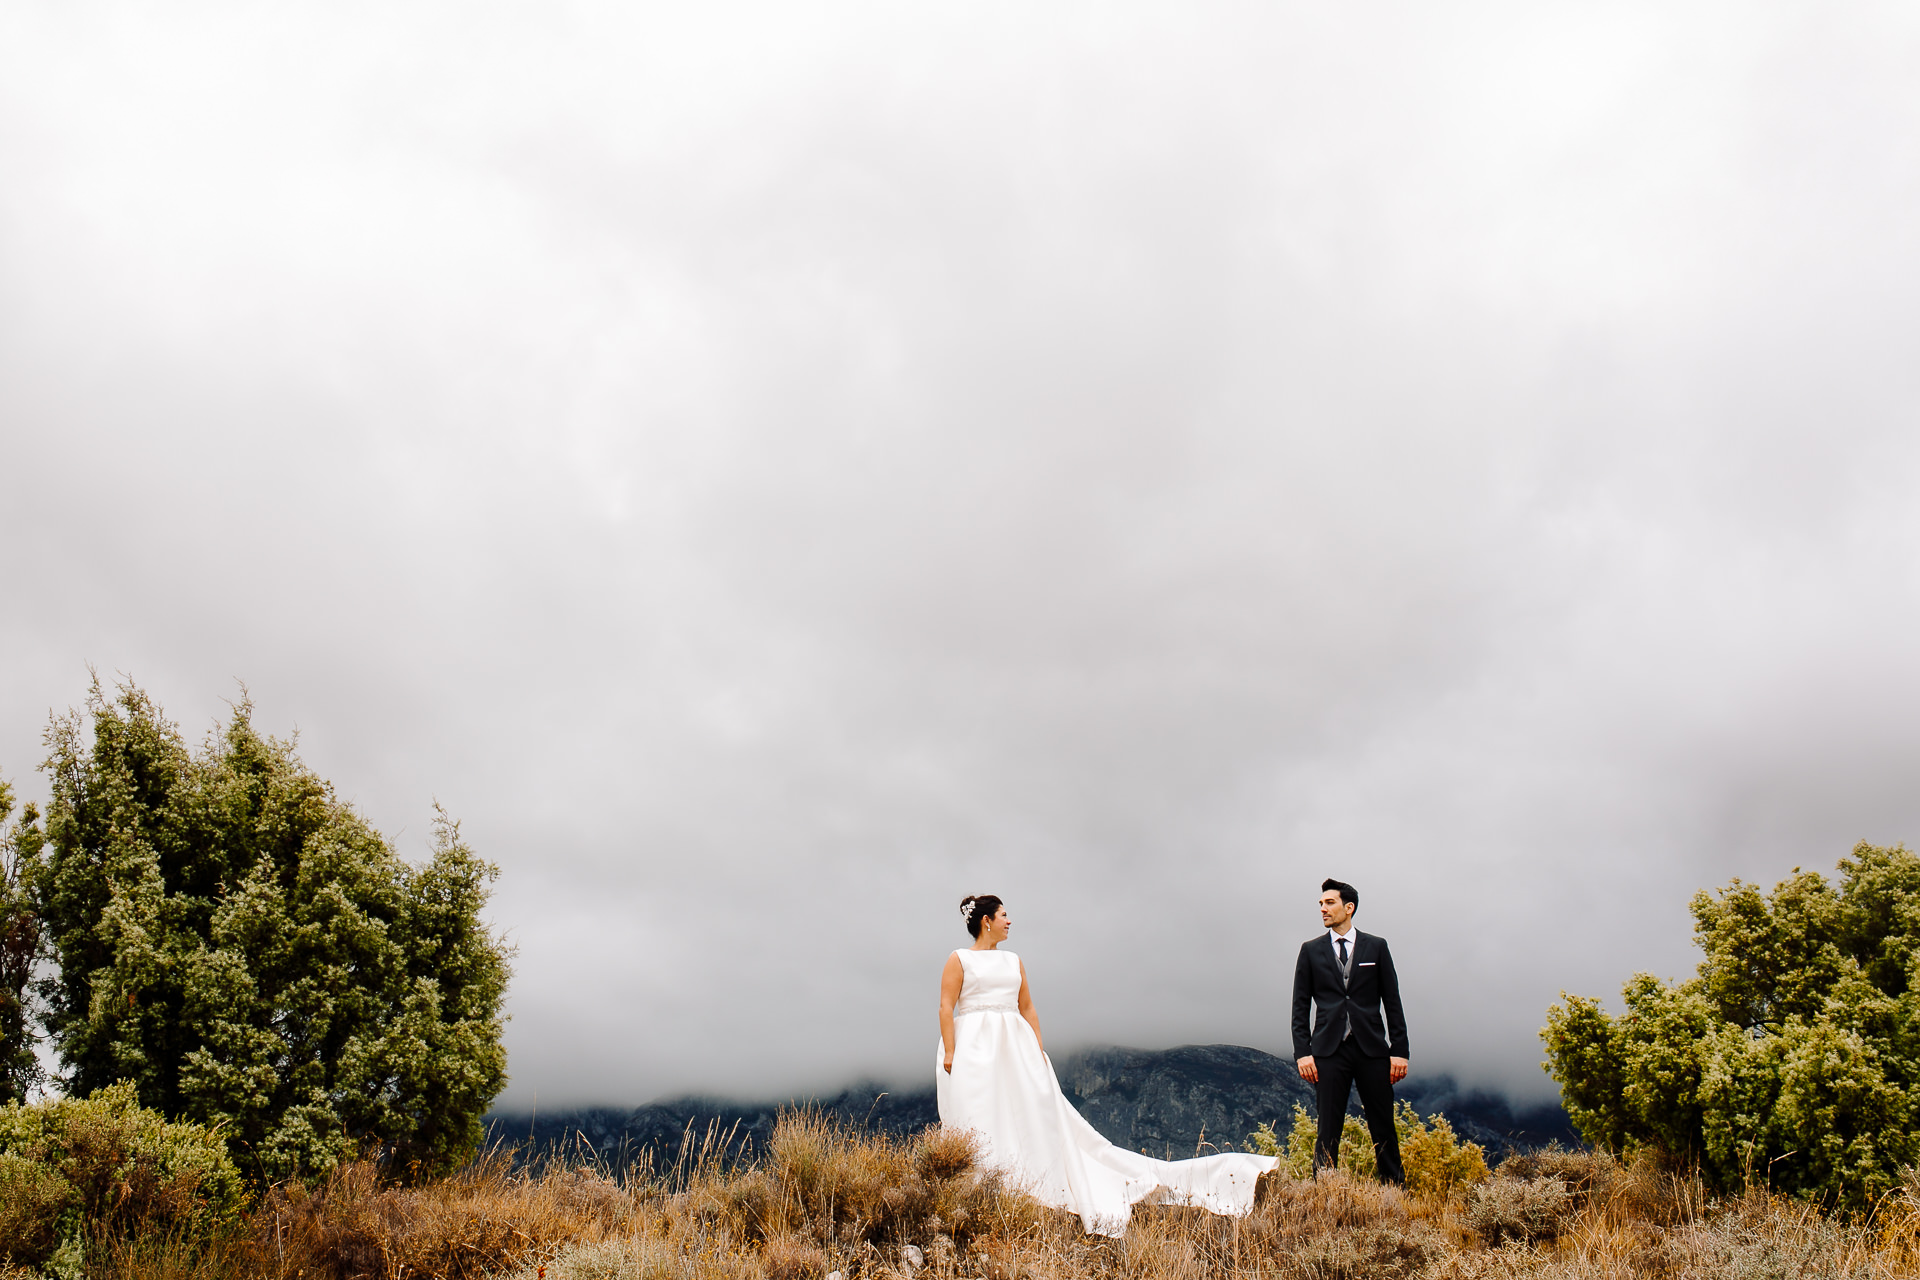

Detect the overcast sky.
xmin=4 ymin=2 xmax=1920 ymax=1108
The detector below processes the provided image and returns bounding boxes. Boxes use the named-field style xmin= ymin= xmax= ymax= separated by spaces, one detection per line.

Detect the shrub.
xmin=1395 ymin=1103 xmax=1489 ymax=1198
xmin=0 ymin=1150 xmax=70 ymax=1263
xmin=1496 ymin=1142 xmax=1619 ymax=1215
xmin=751 ymin=1108 xmax=1039 ymax=1251
xmin=1249 ymin=1100 xmax=1488 ymax=1198
xmin=1275 ymin=1226 xmax=1442 ymax=1280
xmin=1246 ymin=1102 xmax=1375 ymax=1179
xmin=1246 ymin=1103 xmax=1314 ymax=1178
xmin=259 ymin=1112 xmax=1050 ymax=1280
xmin=1543 ymin=843 xmax=1920 ymax=1207
xmin=0 ymin=1082 xmax=246 ymax=1268
xmin=1238 ymin=1171 xmax=1449 ymax=1279
xmin=1878 ymin=1164 xmax=1920 ymax=1272
xmin=35 ymin=680 xmax=512 ymax=1183
xmin=760 ymin=1231 xmax=828 ymax=1280
xmin=257 ymin=1154 xmax=628 ymax=1280
xmin=1464 ymin=1175 xmax=1573 ymax=1246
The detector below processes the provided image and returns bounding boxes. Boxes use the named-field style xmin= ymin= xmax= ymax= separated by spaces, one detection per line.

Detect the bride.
xmin=936 ymin=894 xmax=1276 ymax=1236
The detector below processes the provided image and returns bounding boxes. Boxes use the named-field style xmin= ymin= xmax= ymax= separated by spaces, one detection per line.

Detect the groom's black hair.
xmin=1322 ymin=878 xmax=1358 ymax=910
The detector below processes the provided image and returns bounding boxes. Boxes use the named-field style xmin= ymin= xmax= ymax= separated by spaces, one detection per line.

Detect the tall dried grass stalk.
xmin=24 ymin=1111 xmax=1916 ymax=1280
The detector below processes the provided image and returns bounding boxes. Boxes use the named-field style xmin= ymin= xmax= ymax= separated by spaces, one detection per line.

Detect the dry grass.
xmin=30 ymin=1114 xmax=1920 ymax=1280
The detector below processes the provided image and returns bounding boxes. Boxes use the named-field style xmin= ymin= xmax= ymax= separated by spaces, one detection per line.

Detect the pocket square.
xmin=1357 ymin=962 xmax=1375 ymax=966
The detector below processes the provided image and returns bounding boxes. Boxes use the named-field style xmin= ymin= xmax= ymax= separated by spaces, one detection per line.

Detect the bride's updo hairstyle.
xmin=960 ymin=894 xmax=1004 ymax=938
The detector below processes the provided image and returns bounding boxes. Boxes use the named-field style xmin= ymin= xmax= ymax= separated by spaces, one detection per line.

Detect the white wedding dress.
xmin=936 ymin=948 xmax=1276 ymax=1236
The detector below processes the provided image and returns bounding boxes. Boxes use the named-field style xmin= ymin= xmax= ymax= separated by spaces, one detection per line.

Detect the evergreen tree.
xmin=1542 ymin=843 xmax=1920 ymax=1207
xmin=35 ymin=678 xmax=512 ymax=1182
xmin=0 ymin=775 xmax=45 ymax=1103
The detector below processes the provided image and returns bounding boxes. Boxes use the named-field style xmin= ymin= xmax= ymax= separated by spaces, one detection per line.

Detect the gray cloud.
xmin=4 ymin=2 xmax=1920 ymax=1106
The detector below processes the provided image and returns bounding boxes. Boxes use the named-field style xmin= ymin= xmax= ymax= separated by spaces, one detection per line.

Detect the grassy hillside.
xmin=14 ymin=1109 xmax=1916 ymax=1280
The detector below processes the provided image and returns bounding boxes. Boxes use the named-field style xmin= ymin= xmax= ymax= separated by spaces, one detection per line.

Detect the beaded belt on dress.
xmin=954 ymin=1002 xmax=1017 ymax=1017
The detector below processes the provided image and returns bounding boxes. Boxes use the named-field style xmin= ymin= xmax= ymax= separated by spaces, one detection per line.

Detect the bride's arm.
xmin=940 ymin=952 xmax=963 ymax=1073
xmin=1016 ymin=959 xmax=1044 ymax=1055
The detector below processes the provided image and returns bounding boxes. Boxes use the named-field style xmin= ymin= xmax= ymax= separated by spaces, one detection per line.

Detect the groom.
xmin=1291 ymin=878 xmax=1409 ymax=1185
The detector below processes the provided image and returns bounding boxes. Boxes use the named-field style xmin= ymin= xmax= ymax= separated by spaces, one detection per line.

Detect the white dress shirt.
xmin=1326 ymin=926 xmax=1358 ymax=969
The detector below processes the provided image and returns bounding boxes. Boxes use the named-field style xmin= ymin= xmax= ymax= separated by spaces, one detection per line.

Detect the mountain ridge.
xmin=488 ymin=1043 xmax=1576 ymax=1171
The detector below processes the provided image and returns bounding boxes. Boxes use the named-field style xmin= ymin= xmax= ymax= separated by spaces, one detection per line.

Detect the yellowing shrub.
xmin=0 ymin=1082 xmax=246 ymax=1268
xmin=1396 ymin=1104 xmax=1490 ymax=1199
xmin=1247 ymin=1100 xmax=1488 ymax=1198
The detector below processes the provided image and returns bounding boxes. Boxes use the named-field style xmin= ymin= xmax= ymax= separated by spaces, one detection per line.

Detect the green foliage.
xmin=0 ymin=1081 xmax=246 ymax=1269
xmin=34 ymin=678 xmax=513 ymax=1183
xmin=1248 ymin=1105 xmax=1377 ymax=1178
xmin=1397 ymin=1102 xmax=1489 ymax=1198
xmin=0 ymin=1149 xmax=71 ymax=1265
xmin=1542 ymin=843 xmax=1920 ymax=1208
xmin=1245 ymin=1103 xmax=1316 ymax=1177
xmin=1249 ymin=1100 xmax=1489 ymax=1198
xmin=0 ymin=775 xmax=46 ymax=1103
xmin=1334 ymin=1111 xmax=1376 ymax=1179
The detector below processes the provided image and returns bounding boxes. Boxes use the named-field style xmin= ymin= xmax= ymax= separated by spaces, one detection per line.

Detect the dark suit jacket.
xmin=1291 ymin=930 xmax=1409 ymax=1060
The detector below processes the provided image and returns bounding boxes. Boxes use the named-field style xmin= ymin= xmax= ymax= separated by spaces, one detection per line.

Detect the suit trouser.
xmin=1313 ymin=1038 xmax=1404 ymax=1185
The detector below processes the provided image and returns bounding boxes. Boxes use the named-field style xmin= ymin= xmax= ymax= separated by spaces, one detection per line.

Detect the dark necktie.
xmin=1336 ymin=936 xmax=1352 ymax=1040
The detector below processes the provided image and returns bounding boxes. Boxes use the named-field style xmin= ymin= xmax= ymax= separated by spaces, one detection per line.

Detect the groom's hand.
xmin=1296 ymin=1056 xmax=1318 ymax=1083
xmin=1390 ymin=1057 xmax=1409 ymax=1084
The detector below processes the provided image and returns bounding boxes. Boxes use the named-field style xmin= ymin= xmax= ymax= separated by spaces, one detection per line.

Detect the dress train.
xmin=936 ymin=948 xmax=1276 ymax=1236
